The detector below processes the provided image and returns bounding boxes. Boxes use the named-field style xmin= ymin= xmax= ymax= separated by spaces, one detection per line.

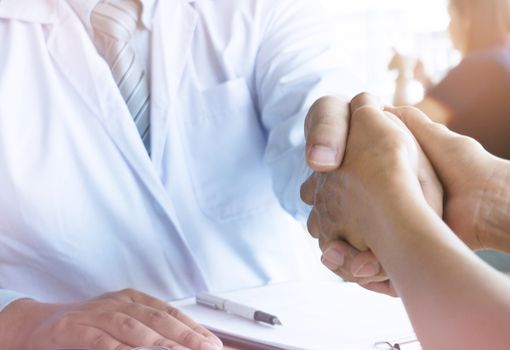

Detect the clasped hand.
xmin=302 ymin=93 xmax=508 ymax=296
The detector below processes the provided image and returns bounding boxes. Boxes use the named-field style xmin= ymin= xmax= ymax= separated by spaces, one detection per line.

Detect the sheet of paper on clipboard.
xmin=173 ymin=281 xmax=421 ymax=350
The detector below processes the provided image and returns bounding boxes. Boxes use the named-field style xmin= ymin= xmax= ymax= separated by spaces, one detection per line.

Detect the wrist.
xmin=0 ymin=299 xmax=59 ymax=348
xmin=364 ymin=163 xmax=430 ymax=248
xmin=367 ymin=181 xmax=440 ymax=256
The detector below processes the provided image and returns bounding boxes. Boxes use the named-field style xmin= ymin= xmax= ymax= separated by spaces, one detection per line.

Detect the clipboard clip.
xmin=374 ymin=336 xmax=420 ymax=349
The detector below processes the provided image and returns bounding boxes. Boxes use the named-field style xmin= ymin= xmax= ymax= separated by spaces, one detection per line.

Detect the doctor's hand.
xmin=301 ymin=93 xmax=443 ymax=296
xmin=303 ymin=96 xmax=389 ymax=293
xmin=4 ymin=289 xmax=222 ymax=350
xmin=304 ymin=96 xmax=350 ymax=172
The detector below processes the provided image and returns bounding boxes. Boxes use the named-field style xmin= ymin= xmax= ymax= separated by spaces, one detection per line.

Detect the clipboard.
xmin=173 ymin=281 xmax=421 ymax=350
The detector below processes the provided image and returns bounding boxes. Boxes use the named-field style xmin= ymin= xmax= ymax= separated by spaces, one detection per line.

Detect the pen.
xmin=196 ymin=293 xmax=282 ymax=326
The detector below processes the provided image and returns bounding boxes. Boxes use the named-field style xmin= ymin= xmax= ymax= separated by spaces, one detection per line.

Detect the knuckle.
xmin=425 ymin=120 xmax=449 ymax=134
xmin=318 ymin=236 xmax=330 ymax=252
xmin=456 ymin=134 xmax=483 ymax=151
xmin=351 ymin=105 xmax=381 ymax=120
xmin=147 ymin=309 xmax=167 ymax=326
xmin=306 ymin=220 xmax=315 ymax=237
xmin=301 ymin=176 xmax=318 ymax=204
xmin=118 ymin=315 xmax=139 ymax=332
xmin=91 ymin=333 xmax=110 ymax=348
xmin=52 ymin=312 xmax=78 ymax=333
xmin=192 ymin=325 xmax=207 ymax=334
xmin=179 ymin=329 xmax=199 ymax=347
xmin=300 ymin=188 xmax=313 ymax=205
xmin=166 ymin=306 xmax=182 ymax=319
xmin=306 ymin=213 xmax=320 ymax=238
xmin=106 ymin=311 xmax=138 ymax=332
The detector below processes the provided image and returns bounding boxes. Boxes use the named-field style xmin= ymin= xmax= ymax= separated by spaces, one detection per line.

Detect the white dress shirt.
xmin=0 ymin=0 xmax=360 ymax=311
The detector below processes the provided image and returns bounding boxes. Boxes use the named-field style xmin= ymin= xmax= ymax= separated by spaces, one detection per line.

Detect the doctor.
xmin=0 ymin=0 xmax=357 ymax=348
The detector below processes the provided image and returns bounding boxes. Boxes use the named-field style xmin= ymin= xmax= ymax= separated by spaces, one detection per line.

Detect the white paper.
xmin=173 ymin=281 xmax=420 ymax=350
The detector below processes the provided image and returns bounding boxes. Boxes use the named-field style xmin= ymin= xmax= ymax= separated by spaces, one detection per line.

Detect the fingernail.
xmin=207 ymin=335 xmax=223 ymax=347
xmin=309 ymin=145 xmax=337 ymax=166
xmin=173 ymin=346 xmax=191 ymax=350
xmin=321 ymin=248 xmax=345 ymax=270
xmin=354 ymin=262 xmax=381 ymax=278
xmin=201 ymin=342 xmax=222 ymax=350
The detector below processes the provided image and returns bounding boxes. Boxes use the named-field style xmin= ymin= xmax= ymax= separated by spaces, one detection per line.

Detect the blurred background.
xmin=320 ymin=0 xmax=458 ymax=103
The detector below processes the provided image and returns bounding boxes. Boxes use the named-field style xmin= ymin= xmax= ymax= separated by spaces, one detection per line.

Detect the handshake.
xmin=301 ymin=93 xmax=510 ymax=297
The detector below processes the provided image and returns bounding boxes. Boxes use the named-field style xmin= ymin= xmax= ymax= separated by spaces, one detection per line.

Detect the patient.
xmin=302 ymin=93 xmax=510 ymax=349
xmin=392 ymin=0 xmax=510 ymax=159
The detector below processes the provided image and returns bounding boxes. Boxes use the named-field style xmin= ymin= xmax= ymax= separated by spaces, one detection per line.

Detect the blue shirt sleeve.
xmin=255 ymin=0 xmax=362 ymax=221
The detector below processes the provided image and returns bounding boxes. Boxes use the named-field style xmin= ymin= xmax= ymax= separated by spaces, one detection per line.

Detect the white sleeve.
xmin=255 ymin=0 xmax=362 ymax=221
xmin=0 ymin=289 xmax=27 ymax=312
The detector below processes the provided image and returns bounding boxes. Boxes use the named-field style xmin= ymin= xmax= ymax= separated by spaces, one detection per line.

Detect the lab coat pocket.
xmin=183 ymin=78 xmax=275 ymax=221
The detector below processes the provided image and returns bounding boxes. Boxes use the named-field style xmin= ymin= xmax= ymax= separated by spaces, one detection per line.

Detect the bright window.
xmin=320 ymin=0 xmax=460 ymax=102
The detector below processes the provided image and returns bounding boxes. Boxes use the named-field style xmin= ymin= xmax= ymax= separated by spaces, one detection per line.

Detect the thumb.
xmin=387 ymin=106 xmax=485 ymax=185
xmin=305 ymin=96 xmax=350 ymax=172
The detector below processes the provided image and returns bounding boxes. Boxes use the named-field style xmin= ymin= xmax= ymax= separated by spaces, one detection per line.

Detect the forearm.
xmin=369 ymin=193 xmax=510 ymax=350
xmin=479 ymin=160 xmax=510 ymax=252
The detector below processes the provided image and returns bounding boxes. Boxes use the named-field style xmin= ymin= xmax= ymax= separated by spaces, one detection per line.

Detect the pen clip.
xmin=196 ymin=298 xmax=220 ymax=310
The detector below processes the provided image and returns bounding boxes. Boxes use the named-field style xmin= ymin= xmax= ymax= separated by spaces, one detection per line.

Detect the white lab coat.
xmin=0 ymin=0 xmax=359 ymax=308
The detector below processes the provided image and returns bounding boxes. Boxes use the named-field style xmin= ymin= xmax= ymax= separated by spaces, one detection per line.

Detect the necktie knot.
xmin=92 ymin=0 xmax=141 ymax=41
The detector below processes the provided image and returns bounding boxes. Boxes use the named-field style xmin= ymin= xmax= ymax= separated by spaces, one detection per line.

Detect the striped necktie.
xmin=91 ymin=0 xmax=151 ymax=154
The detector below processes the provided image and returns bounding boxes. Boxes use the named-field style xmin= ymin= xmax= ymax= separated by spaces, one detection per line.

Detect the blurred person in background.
xmin=391 ymin=0 xmax=510 ymax=159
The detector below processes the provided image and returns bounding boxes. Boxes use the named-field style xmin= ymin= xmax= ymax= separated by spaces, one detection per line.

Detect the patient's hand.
xmin=302 ymin=93 xmax=443 ymax=295
xmin=390 ymin=106 xmax=510 ymax=252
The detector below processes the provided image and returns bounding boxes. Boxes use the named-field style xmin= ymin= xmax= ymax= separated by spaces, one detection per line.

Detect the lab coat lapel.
xmin=48 ymin=22 xmax=207 ymax=289
xmin=150 ymin=0 xmax=198 ymax=169
xmin=46 ymin=10 xmax=198 ymax=251
xmin=47 ymin=14 xmax=111 ymax=124
xmin=47 ymin=4 xmax=159 ymax=183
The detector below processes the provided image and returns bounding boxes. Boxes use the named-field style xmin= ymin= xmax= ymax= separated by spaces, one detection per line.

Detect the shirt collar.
xmin=0 ymin=0 xmax=58 ymax=24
